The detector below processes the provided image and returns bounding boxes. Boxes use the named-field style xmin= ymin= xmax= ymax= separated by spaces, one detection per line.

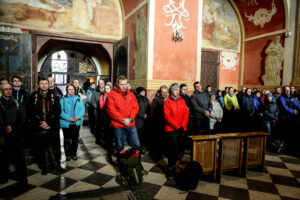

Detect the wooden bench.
xmin=188 ymin=135 xmax=220 ymax=179
xmin=189 ymin=132 xmax=270 ymax=179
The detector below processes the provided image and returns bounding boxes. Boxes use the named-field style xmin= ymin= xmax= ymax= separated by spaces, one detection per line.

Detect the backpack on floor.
xmin=116 ymin=149 xmax=144 ymax=185
xmin=175 ymin=161 xmax=203 ymax=191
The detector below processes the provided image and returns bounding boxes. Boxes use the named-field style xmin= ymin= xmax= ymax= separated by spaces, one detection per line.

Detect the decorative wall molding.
xmin=125 ymin=0 xmax=148 ymax=20
xmin=220 ymin=51 xmax=239 ymax=71
xmin=0 ymin=26 xmax=22 ymax=33
xmin=245 ymin=29 xmax=286 ymax=42
xmin=130 ymin=79 xmax=194 ymax=90
xmin=163 ymin=0 xmax=190 ymax=42
xmin=245 ymin=0 xmax=277 ymax=28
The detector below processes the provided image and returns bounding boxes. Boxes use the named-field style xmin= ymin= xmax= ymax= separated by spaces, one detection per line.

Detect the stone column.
xmin=292 ymin=2 xmax=300 ymax=88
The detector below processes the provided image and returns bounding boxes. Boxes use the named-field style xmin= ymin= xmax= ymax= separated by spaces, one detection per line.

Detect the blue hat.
xmin=266 ymin=93 xmax=273 ymax=97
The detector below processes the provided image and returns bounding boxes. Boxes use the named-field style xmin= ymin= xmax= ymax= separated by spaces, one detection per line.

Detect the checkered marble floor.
xmin=1 ymin=127 xmax=300 ymax=200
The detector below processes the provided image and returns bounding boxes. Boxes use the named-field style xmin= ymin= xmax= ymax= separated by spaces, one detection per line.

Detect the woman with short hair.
xmin=163 ymin=83 xmax=189 ymax=179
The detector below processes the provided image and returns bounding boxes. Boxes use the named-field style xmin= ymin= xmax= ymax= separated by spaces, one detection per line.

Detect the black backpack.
xmin=175 ymin=161 xmax=203 ymax=191
xmin=116 ymin=149 xmax=144 ymax=185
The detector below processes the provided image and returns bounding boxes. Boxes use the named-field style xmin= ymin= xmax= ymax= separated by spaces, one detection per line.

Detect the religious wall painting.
xmin=202 ymin=0 xmax=240 ymax=52
xmin=0 ymin=32 xmax=32 ymax=91
xmin=220 ymin=51 xmax=239 ymax=71
xmin=0 ymin=0 xmax=122 ymax=39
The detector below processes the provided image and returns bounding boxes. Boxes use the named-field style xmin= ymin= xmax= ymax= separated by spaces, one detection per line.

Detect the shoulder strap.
xmin=50 ymin=93 xmax=55 ymax=104
xmin=34 ymin=93 xmax=38 ymax=105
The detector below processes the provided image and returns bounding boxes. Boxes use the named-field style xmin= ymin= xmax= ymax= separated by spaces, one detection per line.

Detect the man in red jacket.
xmin=106 ymin=75 xmax=140 ymax=158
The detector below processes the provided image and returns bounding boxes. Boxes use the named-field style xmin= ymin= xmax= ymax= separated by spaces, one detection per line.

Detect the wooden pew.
xmin=188 ymin=135 xmax=220 ymax=179
xmin=189 ymin=132 xmax=269 ymax=180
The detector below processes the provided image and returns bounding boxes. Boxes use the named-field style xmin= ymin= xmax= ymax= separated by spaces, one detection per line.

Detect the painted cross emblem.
xmin=163 ymin=0 xmax=190 ymax=42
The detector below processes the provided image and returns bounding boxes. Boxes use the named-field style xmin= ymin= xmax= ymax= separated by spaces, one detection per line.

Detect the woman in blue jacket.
xmin=60 ymin=84 xmax=85 ymax=161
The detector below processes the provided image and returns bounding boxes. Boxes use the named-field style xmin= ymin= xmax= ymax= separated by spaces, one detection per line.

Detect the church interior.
xmin=0 ymin=0 xmax=300 ymax=199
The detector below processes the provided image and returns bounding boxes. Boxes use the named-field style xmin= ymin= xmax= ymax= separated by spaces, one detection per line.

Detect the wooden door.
xmin=201 ymin=51 xmax=219 ymax=91
xmin=113 ymin=37 xmax=129 ymax=84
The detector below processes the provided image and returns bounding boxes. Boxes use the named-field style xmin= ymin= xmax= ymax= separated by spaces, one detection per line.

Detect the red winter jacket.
xmin=106 ymin=88 xmax=139 ymax=128
xmin=164 ymin=95 xmax=189 ymax=132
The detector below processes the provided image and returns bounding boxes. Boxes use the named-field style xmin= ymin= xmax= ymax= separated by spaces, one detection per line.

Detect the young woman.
xmin=163 ymin=83 xmax=189 ymax=179
xmin=60 ymin=84 xmax=85 ymax=161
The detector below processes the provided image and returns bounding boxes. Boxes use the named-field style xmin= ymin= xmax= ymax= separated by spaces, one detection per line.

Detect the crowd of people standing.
xmin=0 ymin=74 xmax=300 ymax=184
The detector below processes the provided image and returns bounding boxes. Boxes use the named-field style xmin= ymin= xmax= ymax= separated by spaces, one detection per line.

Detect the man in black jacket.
xmin=0 ymin=83 xmax=27 ymax=184
xmin=48 ymin=77 xmax=63 ymax=99
xmin=28 ymin=78 xmax=62 ymax=175
xmin=135 ymin=87 xmax=150 ymax=154
xmin=91 ymin=79 xmax=105 ymax=145
xmin=180 ymin=83 xmax=191 ymax=110
xmin=11 ymin=75 xmax=30 ymax=108
xmin=191 ymin=81 xmax=212 ymax=135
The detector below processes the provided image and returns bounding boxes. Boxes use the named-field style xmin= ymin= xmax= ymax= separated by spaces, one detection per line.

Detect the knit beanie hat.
xmin=136 ymin=87 xmax=145 ymax=94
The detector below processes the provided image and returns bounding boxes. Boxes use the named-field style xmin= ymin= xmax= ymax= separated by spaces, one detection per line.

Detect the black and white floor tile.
xmin=0 ymin=127 xmax=300 ymax=200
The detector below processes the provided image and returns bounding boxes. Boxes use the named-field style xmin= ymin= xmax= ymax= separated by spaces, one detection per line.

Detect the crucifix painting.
xmin=0 ymin=32 xmax=32 ymax=91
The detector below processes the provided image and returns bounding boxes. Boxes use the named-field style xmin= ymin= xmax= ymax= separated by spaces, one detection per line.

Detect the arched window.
xmin=51 ymin=50 xmax=67 ymax=84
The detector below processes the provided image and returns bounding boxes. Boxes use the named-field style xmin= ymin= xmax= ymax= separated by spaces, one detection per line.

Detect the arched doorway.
xmin=39 ymin=49 xmax=108 ymax=93
xmin=33 ymin=34 xmax=113 ymax=91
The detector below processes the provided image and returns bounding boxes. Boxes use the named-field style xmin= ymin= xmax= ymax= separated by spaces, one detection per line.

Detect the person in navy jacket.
xmin=277 ymin=86 xmax=300 ymax=154
xmin=60 ymin=84 xmax=85 ymax=161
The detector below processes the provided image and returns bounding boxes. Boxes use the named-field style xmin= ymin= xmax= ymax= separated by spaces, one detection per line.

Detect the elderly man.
xmin=91 ymin=79 xmax=105 ymax=144
xmin=106 ymin=75 xmax=140 ymax=165
xmin=48 ymin=77 xmax=63 ymax=99
xmin=0 ymin=83 xmax=27 ymax=184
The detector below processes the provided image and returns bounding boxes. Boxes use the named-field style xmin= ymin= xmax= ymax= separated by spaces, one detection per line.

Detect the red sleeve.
xmin=164 ymin=100 xmax=181 ymax=130
xmin=106 ymin=93 xmax=124 ymax=123
xmin=181 ymin=100 xmax=190 ymax=131
xmin=129 ymin=92 xmax=139 ymax=120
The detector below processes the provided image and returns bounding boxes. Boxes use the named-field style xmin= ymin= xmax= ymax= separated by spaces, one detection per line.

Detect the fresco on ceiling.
xmin=0 ymin=0 xmax=122 ymax=38
xmin=202 ymin=0 xmax=241 ymax=52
